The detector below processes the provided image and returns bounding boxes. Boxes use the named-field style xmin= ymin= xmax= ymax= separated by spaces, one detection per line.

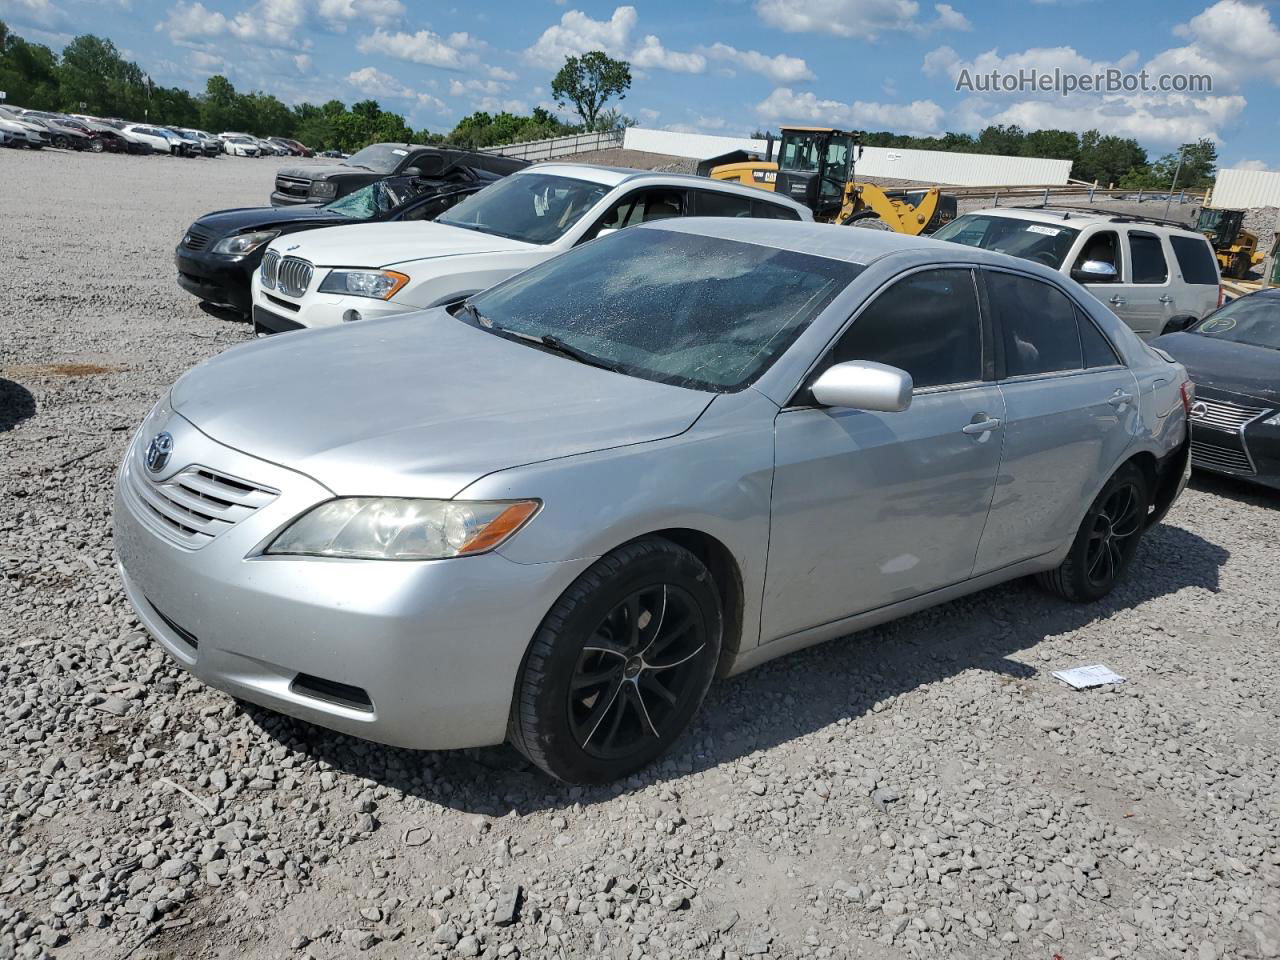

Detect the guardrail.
xmin=482 ymin=130 xmax=623 ymax=162
xmin=943 ymin=183 xmax=1207 ymax=205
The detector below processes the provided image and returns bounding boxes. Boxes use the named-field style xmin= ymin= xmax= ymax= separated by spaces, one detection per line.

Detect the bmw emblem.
xmin=145 ymin=432 xmax=174 ymax=473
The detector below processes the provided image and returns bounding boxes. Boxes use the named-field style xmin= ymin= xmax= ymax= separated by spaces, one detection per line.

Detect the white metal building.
xmin=621 ymin=127 xmax=1072 ymax=187
xmin=1208 ymin=168 xmax=1280 ymax=209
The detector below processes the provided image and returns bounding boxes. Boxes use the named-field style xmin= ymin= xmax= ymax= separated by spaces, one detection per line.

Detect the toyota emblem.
xmin=145 ymin=432 xmax=174 ymax=473
xmin=1189 ymin=401 xmax=1208 ymax=420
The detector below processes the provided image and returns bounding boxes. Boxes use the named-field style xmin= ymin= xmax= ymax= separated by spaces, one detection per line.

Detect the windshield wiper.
xmin=502 ymin=329 xmax=623 ymax=373
xmin=456 ymin=301 xmax=489 ymax=327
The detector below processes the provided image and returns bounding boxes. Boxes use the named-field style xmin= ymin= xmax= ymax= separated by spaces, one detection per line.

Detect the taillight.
xmin=1180 ymin=380 xmax=1194 ymax=415
xmin=1218 ymin=285 xmax=1225 ymax=308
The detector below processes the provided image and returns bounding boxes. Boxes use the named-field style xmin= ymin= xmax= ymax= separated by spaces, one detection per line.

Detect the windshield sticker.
xmin=1200 ymin=316 xmax=1237 ymax=334
xmin=391 ymin=148 xmax=408 ymax=156
xmin=1026 ymin=224 xmax=1061 ymax=236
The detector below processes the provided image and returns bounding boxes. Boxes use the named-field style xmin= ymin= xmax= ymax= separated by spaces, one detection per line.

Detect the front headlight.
xmin=318 ymin=269 xmax=410 ymax=300
xmin=212 ymin=230 xmax=280 ymax=255
xmin=308 ymin=181 xmax=338 ymax=198
xmin=265 ymin=498 xmax=540 ymax=560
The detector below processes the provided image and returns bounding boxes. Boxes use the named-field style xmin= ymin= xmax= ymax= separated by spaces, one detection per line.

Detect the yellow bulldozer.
xmin=1196 ymin=207 xmax=1264 ymax=280
xmin=704 ymin=127 xmax=956 ymax=234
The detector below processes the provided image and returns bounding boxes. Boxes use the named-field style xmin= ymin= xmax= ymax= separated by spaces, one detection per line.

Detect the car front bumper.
xmin=175 ymin=247 xmax=255 ymax=312
xmin=251 ymin=272 xmax=417 ymax=329
xmin=113 ymin=404 xmax=592 ymax=750
xmin=1188 ymin=388 xmax=1280 ymax=490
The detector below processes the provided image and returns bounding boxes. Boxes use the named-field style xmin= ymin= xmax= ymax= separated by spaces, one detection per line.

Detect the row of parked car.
xmin=0 ymin=103 xmax=318 ymax=158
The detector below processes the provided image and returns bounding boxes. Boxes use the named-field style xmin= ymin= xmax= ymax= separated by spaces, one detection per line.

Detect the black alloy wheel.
xmin=568 ymin=584 xmax=709 ymax=761
xmin=1084 ymin=480 xmax=1143 ymax=590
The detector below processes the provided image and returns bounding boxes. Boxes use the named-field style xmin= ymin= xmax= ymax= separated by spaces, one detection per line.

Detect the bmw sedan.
xmin=114 ymin=220 xmax=1192 ymax=783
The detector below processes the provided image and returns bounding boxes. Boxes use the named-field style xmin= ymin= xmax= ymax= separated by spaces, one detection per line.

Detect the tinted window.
xmin=1078 ymin=309 xmax=1121 ymax=366
xmin=1170 ymin=234 xmax=1219 ymax=285
xmin=934 ymin=214 xmax=1079 ymax=269
xmin=986 ymin=271 xmax=1082 ymax=376
xmin=1129 ymin=232 xmax=1168 ymax=284
xmin=694 ymin=190 xmax=754 ymax=218
xmin=833 ymin=269 xmax=981 ymax=389
xmin=436 ymin=173 xmax=610 ymax=245
xmin=754 ymin=199 xmax=802 ymax=220
xmin=467 ymin=228 xmax=861 ymax=392
xmin=588 ymin=189 xmax=686 ymax=240
xmin=1072 ymin=230 xmax=1122 ymax=280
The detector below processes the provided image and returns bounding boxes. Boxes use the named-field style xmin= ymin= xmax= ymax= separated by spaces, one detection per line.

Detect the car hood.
xmin=170 ymin=310 xmax=713 ymax=498
xmin=194 ymin=205 xmax=349 ymax=236
xmin=278 ymin=163 xmax=362 ymax=181
xmin=273 ymin=220 xmax=535 ymax=268
xmin=1152 ymin=332 xmax=1280 ymax=404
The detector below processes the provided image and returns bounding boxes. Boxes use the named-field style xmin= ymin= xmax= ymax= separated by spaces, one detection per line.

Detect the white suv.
xmin=934 ymin=207 xmax=1222 ymax=340
xmin=251 ymin=163 xmax=812 ymax=334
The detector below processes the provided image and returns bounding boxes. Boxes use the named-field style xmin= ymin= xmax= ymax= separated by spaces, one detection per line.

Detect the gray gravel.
xmin=2 ymin=147 xmax=1280 ymax=960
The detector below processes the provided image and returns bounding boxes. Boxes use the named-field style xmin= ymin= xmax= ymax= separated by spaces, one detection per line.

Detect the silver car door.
xmin=1070 ymin=227 xmax=1140 ymax=332
xmin=1117 ymin=229 xmax=1174 ymax=339
xmin=762 ymin=267 xmax=1005 ymax=643
xmin=973 ymin=268 xmax=1140 ymax=572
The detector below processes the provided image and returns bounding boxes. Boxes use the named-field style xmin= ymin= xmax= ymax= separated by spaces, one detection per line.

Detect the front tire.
xmin=509 ymin=538 xmax=722 ymax=784
xmin=1037 ymin=463 xmax=1149 ymax=602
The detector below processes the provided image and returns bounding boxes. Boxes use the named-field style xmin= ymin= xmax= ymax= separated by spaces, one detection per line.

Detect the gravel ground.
xmin=2 ymin=148 xmax=1280 ymax=960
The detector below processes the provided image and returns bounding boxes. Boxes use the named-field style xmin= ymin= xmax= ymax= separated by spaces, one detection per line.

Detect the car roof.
xmin=963 ymin=206 xmax=1208 ymax=239
xmin=514 ymin=163 xmax=811 ymax=213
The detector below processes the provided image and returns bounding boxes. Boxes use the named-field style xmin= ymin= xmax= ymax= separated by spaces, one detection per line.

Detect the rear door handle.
xmin=1158 ymin=295 xmax=1174 ymax=304
xmin=1109 ymin=295 xmax=1127 ymax=305
xmin=962 ymin=417 xmax=1002 ymax=435
xmin=1108 ymin=390 xmax=1135 ymax=407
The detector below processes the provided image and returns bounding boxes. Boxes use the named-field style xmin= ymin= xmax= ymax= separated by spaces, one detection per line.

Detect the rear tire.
xmin=1037 ymin=463 xmax=1149 ymax=602
xmin=509 ymin=538 xmax=722 ymax=784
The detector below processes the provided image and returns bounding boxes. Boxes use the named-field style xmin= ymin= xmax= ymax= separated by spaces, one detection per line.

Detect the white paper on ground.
xmin=1051 ymin=664 xmax=1127 ymax=689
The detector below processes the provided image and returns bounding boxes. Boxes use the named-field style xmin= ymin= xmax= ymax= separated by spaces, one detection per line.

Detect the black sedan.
xmin=175 ymin=177 xmax=487 ymax=314
xmin=1154 ymin=289 xmax=1280 ymax=490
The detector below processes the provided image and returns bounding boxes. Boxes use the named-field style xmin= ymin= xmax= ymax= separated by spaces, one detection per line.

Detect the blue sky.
xmin=3 ymin=0 xmax=1278 ymax=168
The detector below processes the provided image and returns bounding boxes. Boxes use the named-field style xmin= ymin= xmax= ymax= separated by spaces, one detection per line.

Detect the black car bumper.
xmin=174 ymin=247 xmax=256 ymax=313
xmin=253 ymin=305 xmax=305 ymax=335
xmin=1189 ymin=388 xmax=1280 ymax=490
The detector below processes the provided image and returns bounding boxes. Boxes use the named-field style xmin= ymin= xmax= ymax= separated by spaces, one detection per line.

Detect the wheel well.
xmin=648 ymin=528 xmax=745 ymax=671
xmin=1125 ymin=450 xmax=1158 ymax=497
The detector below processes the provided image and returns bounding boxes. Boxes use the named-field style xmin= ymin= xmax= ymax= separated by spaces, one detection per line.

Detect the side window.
xmin=753 ymin=199 xmax=802 ymax=220
xmin=585 ymin=189 xmax=686 ymax=240
xmin=1072 ymin=229 xmax=1122 ymax=280
xmin=832 ymin=269 xmax=982 ymax=390
xmin=1129 ymin=231 xmax=1169 ymax=284
xmin=1077 ymin=308 xmax=1122 ymax=367
xmin=986 ymin=271 xmax=1082 ymax=377
xmin=1169 ymin=235 xmax=1220 ymax=285
xmin=694 ymin=190 xmax=754 ymax=218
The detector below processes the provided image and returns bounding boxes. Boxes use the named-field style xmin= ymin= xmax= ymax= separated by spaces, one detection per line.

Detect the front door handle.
xmin=962 ymin=417 xmax=1002 ymax=435
xmin=1109 ymin=295 xmax=1127 ymax=305
xmin=1107 ymin=390 xmax=1135 ymax=407
xmin=1158 ymin=295 xmax=1174 ymax=304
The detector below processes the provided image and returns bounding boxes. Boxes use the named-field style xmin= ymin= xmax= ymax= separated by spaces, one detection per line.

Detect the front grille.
xmin=276 ymin=175 xmax=311 ymax=197
xmin=1190 ymin=397 xmax=1268 ymax=432
xmin=277 ymin=256 xmax=313 ymax=298
xmin=183 ymin=225 xmax=212 ymax=251
xmin=126 ymin=460 xmax=277 ymax=549
xmin=260 ymin=249 xmax=279 ymax=289
xmin=1191 ymin=440 xmax=1255 ymax=475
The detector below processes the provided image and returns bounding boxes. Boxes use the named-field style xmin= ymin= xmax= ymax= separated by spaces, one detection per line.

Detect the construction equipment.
xmin=706 ymin=127 xmax=956 ymax=235
xmin=1197 ymin=207 xmax=1264 ymax=279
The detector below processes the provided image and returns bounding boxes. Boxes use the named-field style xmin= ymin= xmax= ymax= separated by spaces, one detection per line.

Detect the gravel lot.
xmin=2 ymin=148 xmax=1279 ymax=960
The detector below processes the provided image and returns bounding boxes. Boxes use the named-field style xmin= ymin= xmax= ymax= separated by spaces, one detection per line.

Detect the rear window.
xmin=1169 ymin=234 xmax=1219 ymax=285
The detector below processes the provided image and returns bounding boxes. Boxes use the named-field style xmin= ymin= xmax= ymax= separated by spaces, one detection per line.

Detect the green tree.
xmin=1074 ymin=130 xmax=1149 ymax=186
xmin=0 ymin=29 xmax=60 ymax=110
xmin=550 ymin=50 xmax=631 ymax=131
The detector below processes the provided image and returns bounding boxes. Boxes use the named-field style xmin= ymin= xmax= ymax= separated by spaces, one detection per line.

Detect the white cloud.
xmin=417 ymin=92 xmax=447 ymax=112
xmin=449 ymin=77 xmax=507 ymax=97
xmin=0 ymin=0 xmax=65 ymax=27
xmin=346 ymin=65 xmax=415 ymax=98
xmin=1233 ymin=158 xmax=1271 ymax=171
xmin=527 ymin=5 xmax=637 ymax=62
xmin=756 ymin=86 xmax=944 ymax=134
xmin=756 ymin=0 xmax=971 ymax=39
xmin=699 ymin=42 xmax=813 ymax=83
xmin=158 ymin=1 xmax=227 ymax=42
xmin=158 ymin=0 xmax=308 ymax=49
xmin=358 ymin=27 xmax=476 ymax=69
xmin=637 ymin=106 xmax=660 ymax=123
xmin=526 ymin=5 xmax=704 ymax=74
xmin=293 ymin=53 xmax=311 ymax=72
xmin=631 ymin=35 xmax=705 ymax=73
xmin=487 ymin=65 xmax=519 ymax=83
xmin=316 ymin=0 xmax=403 ymax=30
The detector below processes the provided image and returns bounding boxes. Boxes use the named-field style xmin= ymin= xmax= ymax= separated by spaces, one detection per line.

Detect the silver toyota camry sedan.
xmin=114 ymin=219 xmax=1192 ymax=783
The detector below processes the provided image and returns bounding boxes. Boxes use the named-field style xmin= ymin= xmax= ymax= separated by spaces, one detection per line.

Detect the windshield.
xmin=934 ymin=214 xmax=1081 ymax=268
xmin=1191 ymin=296 xmax=1280 ymax=350
xmin=344 ymin=143 xmax=413 ymax=172
xmin=436 ymin=173 xmax=610 ymax=245
xmin=322 ymin=181 xmax=412 ymax=219
xmin=467 ymin=227 xmax=862 ymax=392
